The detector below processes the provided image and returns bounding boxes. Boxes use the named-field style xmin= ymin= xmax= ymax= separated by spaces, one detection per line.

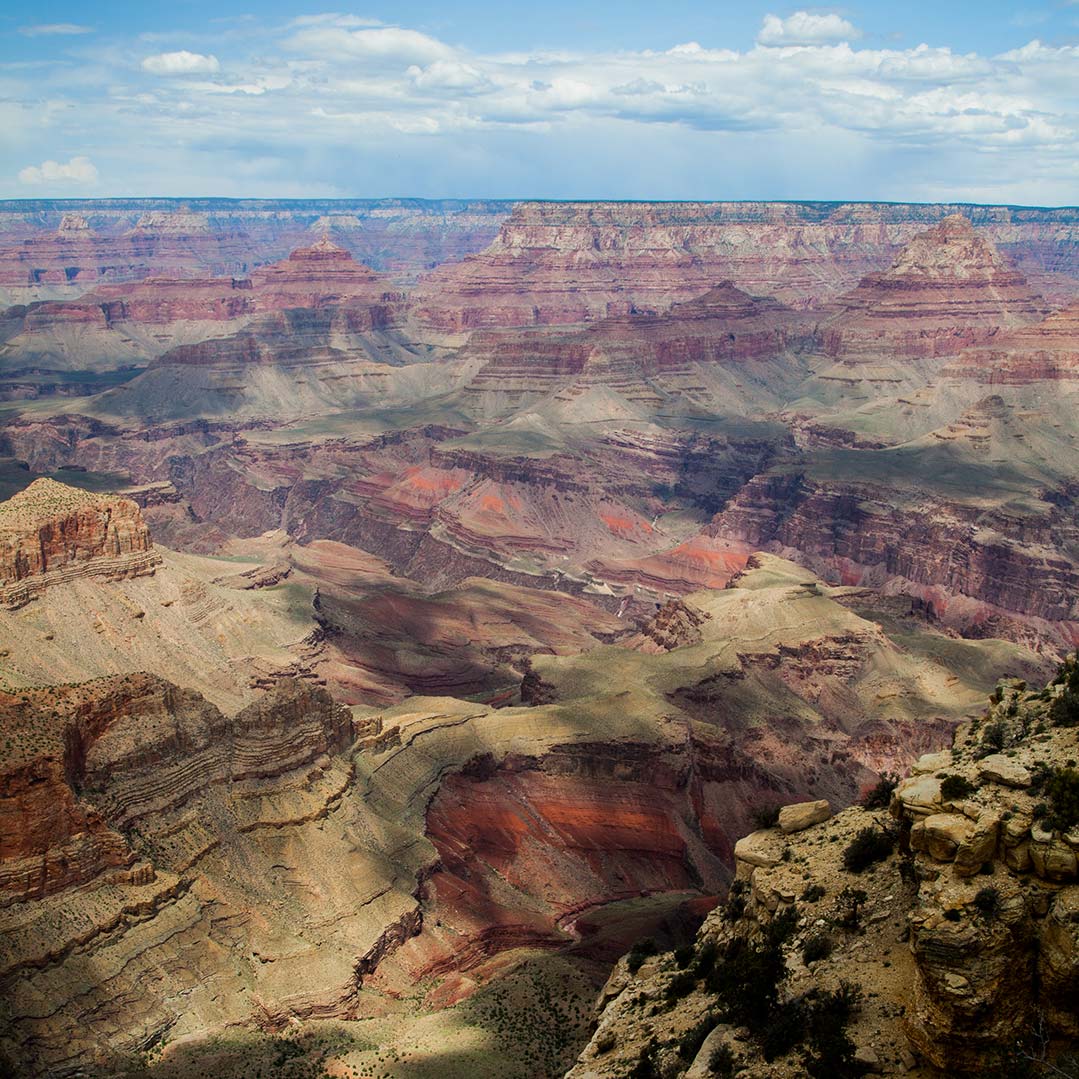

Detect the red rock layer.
xmin=821 ymin=215 xmax=1050 ymax=361
xmin=945 ymin=300 xmax=1079 ymax=383
xmin=0 ymin=199 xmax=510 ymax=285
xmin=8 ymin=242 xmax=404 ymax=343
xmin=459 ymin=282 xmax=814 ymax=412
xmin=710 ymin=471 xmax=1079 ymax=636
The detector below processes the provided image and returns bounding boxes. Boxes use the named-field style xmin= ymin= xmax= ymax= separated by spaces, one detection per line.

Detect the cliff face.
xmin=709 ymin=465 xmax=1079 ymax=639
xmin=411 ymin=202 xmax=1079 ymax=335
xmin=0 ymin=199 xmax=510 ymax=291
xmin=569 ymin=664 xmax=1079 ymax=1078
xmin=945 ymin=300 xmax=1079 ymax=384
xmin=457 ymin=282 xmax=816 ymax=421
xmin=0 ymin=240 xmax=410 ymax=381
xmin=0 ymin=478 xmax=160 ymax=607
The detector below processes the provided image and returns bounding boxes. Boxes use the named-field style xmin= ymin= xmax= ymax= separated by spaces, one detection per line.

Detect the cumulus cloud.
xmin=19 ymin=23 xmax=93 ymax=36
xmin=757 ymin=11 xmax=861 ymax=46
xmin=17 ymin=156 xmax=98 ymax=186
xmin=141 ymin=51 xmax=221 ymax=75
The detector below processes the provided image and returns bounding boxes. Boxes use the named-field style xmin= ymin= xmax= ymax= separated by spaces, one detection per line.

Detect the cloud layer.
xmin=4 ymin=10 xmax=1078 ymax=202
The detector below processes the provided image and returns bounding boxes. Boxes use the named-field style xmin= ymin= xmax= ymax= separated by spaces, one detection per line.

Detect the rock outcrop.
xmin=0 ymin=478 xmax=160 ymax=607
xmin=568 ymin=662 xmax=1079 ymax=1078
xmin=0 ymin=198 xmax=509 ymax=292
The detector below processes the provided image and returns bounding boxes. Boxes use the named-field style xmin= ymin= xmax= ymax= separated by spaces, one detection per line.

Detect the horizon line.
xmin=1 ymin=196 xmax=1078 ymax=213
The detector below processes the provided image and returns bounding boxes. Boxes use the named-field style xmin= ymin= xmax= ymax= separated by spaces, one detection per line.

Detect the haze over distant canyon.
xmin=2 ymin=195 xmax=1079 ymax=1079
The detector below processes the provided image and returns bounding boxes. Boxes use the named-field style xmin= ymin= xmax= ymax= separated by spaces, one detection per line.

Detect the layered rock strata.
xmin=0 ymin=478 xmax=159 ymax=608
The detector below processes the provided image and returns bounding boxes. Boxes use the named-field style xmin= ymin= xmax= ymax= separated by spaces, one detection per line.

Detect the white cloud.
xmin=19 ymin=23 xmax=93 ymax=36
xmin=758 ymin=11 xmax=861 ymax=46
xmin=17 ymin=155 xmax=98 ymax=186
xmin=408 ymin=60 xmax=491 ymax=93
xmin=5 ymin=13 xmax=1079 ymax=204
xmin=287 ymin=25 xmax=454 ymax=65
xmin=141 ymin=51 xmax=221 ymax=76
xmin=287 ymin=14 xmax=383 ymax=29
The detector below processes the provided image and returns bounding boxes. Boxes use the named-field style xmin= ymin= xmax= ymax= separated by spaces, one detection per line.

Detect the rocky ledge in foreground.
xmin=0 ymin=477 xmax=160 ymax=608
xmin=569 ymin=659 xmax=1079 ymax=1078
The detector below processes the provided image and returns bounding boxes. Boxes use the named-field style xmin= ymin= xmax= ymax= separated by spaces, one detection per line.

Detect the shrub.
xmin=944 ymin=908 xmax=962 ymax=922
xmin=761 ymin=998 xmax=807 ymax=1061
xmin=674 ymin=944 xmax=695 ymax=969
xmin=982 ymin=721 xmax=1006 ymax=751
xmin=767 ymin=904 xmax=800 ymax=946
xmin=1045 ymin=767 xmax=1079 ymax=831
xmin=706 ymin=937 xmax=786 ymax=1032
xmin=842 ymin=827 xmax=895 ymax=873
xmin=802 ymin=983 xmax=866 ymax=1079
xmin=801 ymin=883 xmax=826 ymax=903
xmin=626 ymin=937 xmax=657 ymax=974
xmin=835 ymin=886 xmax=868 ymax=930
xmin=802 ymin=932 xmax=834 ymax=964
xmin=726 ymin=893 xmax=746 ymax=921
xmin=752 ymin=803 xmax=781 ymax=830
xmin=974 ymin=886 xmax=1001 ymax=918
xmin=678 ymin=1016 xmax=717 ymax=1061
xmin=861 ymin=774 xmax=897 ymax=810
xmin=692 ymin=939 xmax=718 ymax=978
xmin=708 ymin=1044 xmax=737 ymax=1078
xmin=666 ymin=969 xmax=697 ymax=1001
xmin=940 ymin=774 xmax=976 ymax=801
xmin=1051 ymin=689 xmax=1079 ymax=727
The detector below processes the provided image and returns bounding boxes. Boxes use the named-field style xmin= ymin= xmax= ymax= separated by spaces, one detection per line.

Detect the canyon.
xmin=1 ymin=198 xmax=1078 ymax=1077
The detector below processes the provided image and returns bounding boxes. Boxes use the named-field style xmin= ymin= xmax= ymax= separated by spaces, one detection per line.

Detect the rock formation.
xmin=820 ymin=214 xmax=1049 ymax=362
xmin=0 ymin=554 xmax=1040 ymax=1076
xmin=411 ymin=202 xmax=1078 ymax=337
xmin=568 ymin=662 xmax=1079 ymax=1078
xmin=0 ymin=478 xmax=159 ymax=607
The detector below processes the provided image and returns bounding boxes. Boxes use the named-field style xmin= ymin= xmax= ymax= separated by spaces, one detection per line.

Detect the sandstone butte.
xmin=0 ymin=478 xmax=160 ymax=608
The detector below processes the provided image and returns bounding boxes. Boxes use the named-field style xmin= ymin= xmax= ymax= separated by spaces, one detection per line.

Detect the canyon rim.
xmin=3 ymin=3 xmax=1079 ymax=1078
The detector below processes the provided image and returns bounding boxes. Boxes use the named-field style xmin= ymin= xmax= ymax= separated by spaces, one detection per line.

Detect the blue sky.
xmin=2 ymin=2 xmax=1078 ymax=203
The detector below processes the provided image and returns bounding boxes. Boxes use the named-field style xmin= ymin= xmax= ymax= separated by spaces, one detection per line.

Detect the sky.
xmin=1 ymin=1 xmax=1078 ymax=204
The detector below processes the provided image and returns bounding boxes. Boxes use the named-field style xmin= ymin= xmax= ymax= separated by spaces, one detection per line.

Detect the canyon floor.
xmin=1 ymin=200 xmax=1078 ymax=1078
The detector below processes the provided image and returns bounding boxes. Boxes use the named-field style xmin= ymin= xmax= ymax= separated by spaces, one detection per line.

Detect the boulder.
xmin=895 ymin=774 xmax=943 ymax=818
xmin=733 ymin=830 xmax=785 ymax=870
xmin=912 ymin=813 xmax=974 ymax=862
xmin=978 ymin=755 xmax=1031 ymax=789
xmin=778 ymin=799 xmax=832 ymax=834
xmin=911 ymin=751 xmax=953 ymax=775
xmin=1030 ymin=837 xmax=1078 ymax=882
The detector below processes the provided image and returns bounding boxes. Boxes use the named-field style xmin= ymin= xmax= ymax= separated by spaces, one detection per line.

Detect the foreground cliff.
xmin=570 ymin=661 xmax=1079 ymax=1078
xmin=0 ymin=477 xmax=160 ymax=608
